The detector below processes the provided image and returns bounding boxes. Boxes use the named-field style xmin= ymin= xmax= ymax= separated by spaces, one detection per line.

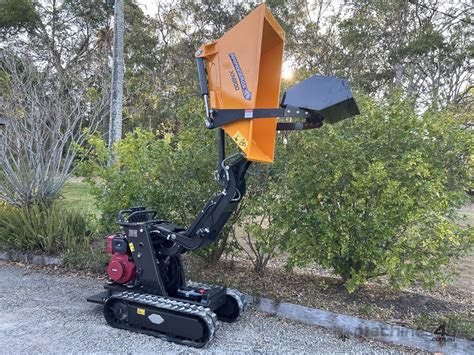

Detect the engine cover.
xmin=107 ymin=253 xmax=136 ymax=284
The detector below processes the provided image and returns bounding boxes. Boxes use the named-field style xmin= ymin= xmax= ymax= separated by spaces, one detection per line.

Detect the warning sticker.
xmin=232 ymin=131 xmax=248 ymax=150
xmin=137 ymin=308 xmax=145 ymax=315
xmin=129 ymin=242 xmax=135 ymax=252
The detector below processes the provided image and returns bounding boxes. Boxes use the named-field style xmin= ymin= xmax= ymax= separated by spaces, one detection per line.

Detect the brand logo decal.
xmin=148 ymin=314 xmax=164 ymax=324
xmin=229 ymin=53 xmax=252 ymax=101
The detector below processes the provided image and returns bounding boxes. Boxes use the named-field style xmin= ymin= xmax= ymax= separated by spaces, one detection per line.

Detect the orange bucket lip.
xmin=197 ymin=4 xmax=285 ymax=163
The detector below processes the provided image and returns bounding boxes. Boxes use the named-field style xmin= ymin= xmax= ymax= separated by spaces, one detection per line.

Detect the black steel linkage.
xmin=276 ymin=120 xmax=323 ymax=131
xmin=217 ymin=128 xmax=225 ymax=169
xmin=208 ymin=105 xmax=314 ymax=128
xmin=196 ymin=58 xmax=208 ymax=96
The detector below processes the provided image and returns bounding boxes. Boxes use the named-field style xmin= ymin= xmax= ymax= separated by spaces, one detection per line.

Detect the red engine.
xmin=106 ymin=235 xmax=136 ymax=284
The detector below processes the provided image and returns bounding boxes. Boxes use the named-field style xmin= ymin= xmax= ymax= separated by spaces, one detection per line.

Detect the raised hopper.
xmin=196 ymin=4 xmax=284 ymax=163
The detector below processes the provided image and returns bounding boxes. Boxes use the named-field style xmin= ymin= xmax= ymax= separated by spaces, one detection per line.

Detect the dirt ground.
xmin=454 ymin=201 xmax=474 ymax=293
xmin=454 ymin=253 xmax=474 ymax=294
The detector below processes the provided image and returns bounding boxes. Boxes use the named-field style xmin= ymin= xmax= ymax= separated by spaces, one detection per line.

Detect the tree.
xmin=108 ymin=0 xmax=125 ymax=148
xmin=336 ymin=0 xmax=473 ymax=108
xmin=120 ymin=0 xmax=255 ymax=131
xmin=0 ymin=0 xmax=39 ymax=36
xmin=282 ymin=0 xmax=473 ymax=109
xmin=0 ymin=0 xmax=111 ymax=85
xmin=0 ymin=52 xmax=108 ymax=205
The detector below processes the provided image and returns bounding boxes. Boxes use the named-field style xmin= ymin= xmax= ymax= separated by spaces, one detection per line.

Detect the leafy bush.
xmin=238 ymin=194 xmax=284 ymax=274
xmin=234 ymin=148 xmax=289 ymax=274
xmin=281 ymin=93 xmax=473 ymax=292
xmin=0 ymin=201 xmax=95 ymax=255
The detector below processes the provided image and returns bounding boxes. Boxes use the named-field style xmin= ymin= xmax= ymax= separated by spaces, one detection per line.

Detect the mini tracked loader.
xmin=88 ymin=4 xmax=359 ymax=348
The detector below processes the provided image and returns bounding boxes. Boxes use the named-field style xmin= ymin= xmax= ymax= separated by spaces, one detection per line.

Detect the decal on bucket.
xmin=232 ymin=131 xmax=248 ymax=149
xmin=229 ymin=53 xmax=252 ymax=100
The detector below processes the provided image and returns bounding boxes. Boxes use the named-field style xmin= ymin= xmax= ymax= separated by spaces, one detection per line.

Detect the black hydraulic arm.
xmin=217 ymin=128 xmax=225 ymax=169
xmin=196 ymin=57 xmax=208 ymax=96
xmin=154 ymin=154 xmax=251 ymax=251
xmin=196 ymin=57 xmax=213 ymax=128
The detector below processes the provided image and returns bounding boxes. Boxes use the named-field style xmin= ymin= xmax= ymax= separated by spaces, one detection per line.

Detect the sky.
xmin=136 ymin=0 xmax=160 ymax=16
xmin=135 ymin=0 xmax=296 ymax=78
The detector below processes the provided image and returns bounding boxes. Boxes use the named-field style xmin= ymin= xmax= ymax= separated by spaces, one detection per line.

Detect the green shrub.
xmin=77 ymin=93 xmax=473 ymax=289
xmin=234 ymin=148 xmax=289 ymax=274
xmin=414 ymin=312 xmax=474 ymax=340
xmin=62 ymin=243 xmax=109 ymax=272
xmin=79 ymin=128 xmax=217 ymax=226
xmin=282 ymin=93 xmax=473 ymax=292
xmin=0 ymin=201 xmax=95 ymax=255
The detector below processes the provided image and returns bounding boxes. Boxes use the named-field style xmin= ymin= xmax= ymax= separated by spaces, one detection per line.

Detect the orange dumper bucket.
xmin=196 ymin=4 xmax=285 ymax=163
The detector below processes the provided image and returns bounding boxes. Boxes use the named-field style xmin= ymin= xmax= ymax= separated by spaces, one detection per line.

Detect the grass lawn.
xmin=61 ymin=179 xmax=100 ymax=218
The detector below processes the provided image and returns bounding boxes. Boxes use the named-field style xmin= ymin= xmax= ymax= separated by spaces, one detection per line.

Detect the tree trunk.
xmin=108 ymin=0 xmax=125 ymax=149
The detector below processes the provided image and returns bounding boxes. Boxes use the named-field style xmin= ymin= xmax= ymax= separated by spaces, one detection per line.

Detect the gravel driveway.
xmin=0 ymin=264 xmax=403 ymax=353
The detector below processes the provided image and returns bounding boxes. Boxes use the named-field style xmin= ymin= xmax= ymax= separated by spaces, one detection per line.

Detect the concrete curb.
xmin=245 ymin=296 xmax=474 ymax=353
xmin=0 ymin=250 xmax=62 ymax=266
xmin=1 ymin=252 xmax=472 ymax=353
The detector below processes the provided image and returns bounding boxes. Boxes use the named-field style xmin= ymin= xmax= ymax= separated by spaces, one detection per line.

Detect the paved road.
xmin=0 ymin=264 xmax=402 ymax=353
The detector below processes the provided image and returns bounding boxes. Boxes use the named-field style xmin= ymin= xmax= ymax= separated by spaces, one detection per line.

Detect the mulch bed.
xmin=183 ymin=256 xmax=473 ymax=340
